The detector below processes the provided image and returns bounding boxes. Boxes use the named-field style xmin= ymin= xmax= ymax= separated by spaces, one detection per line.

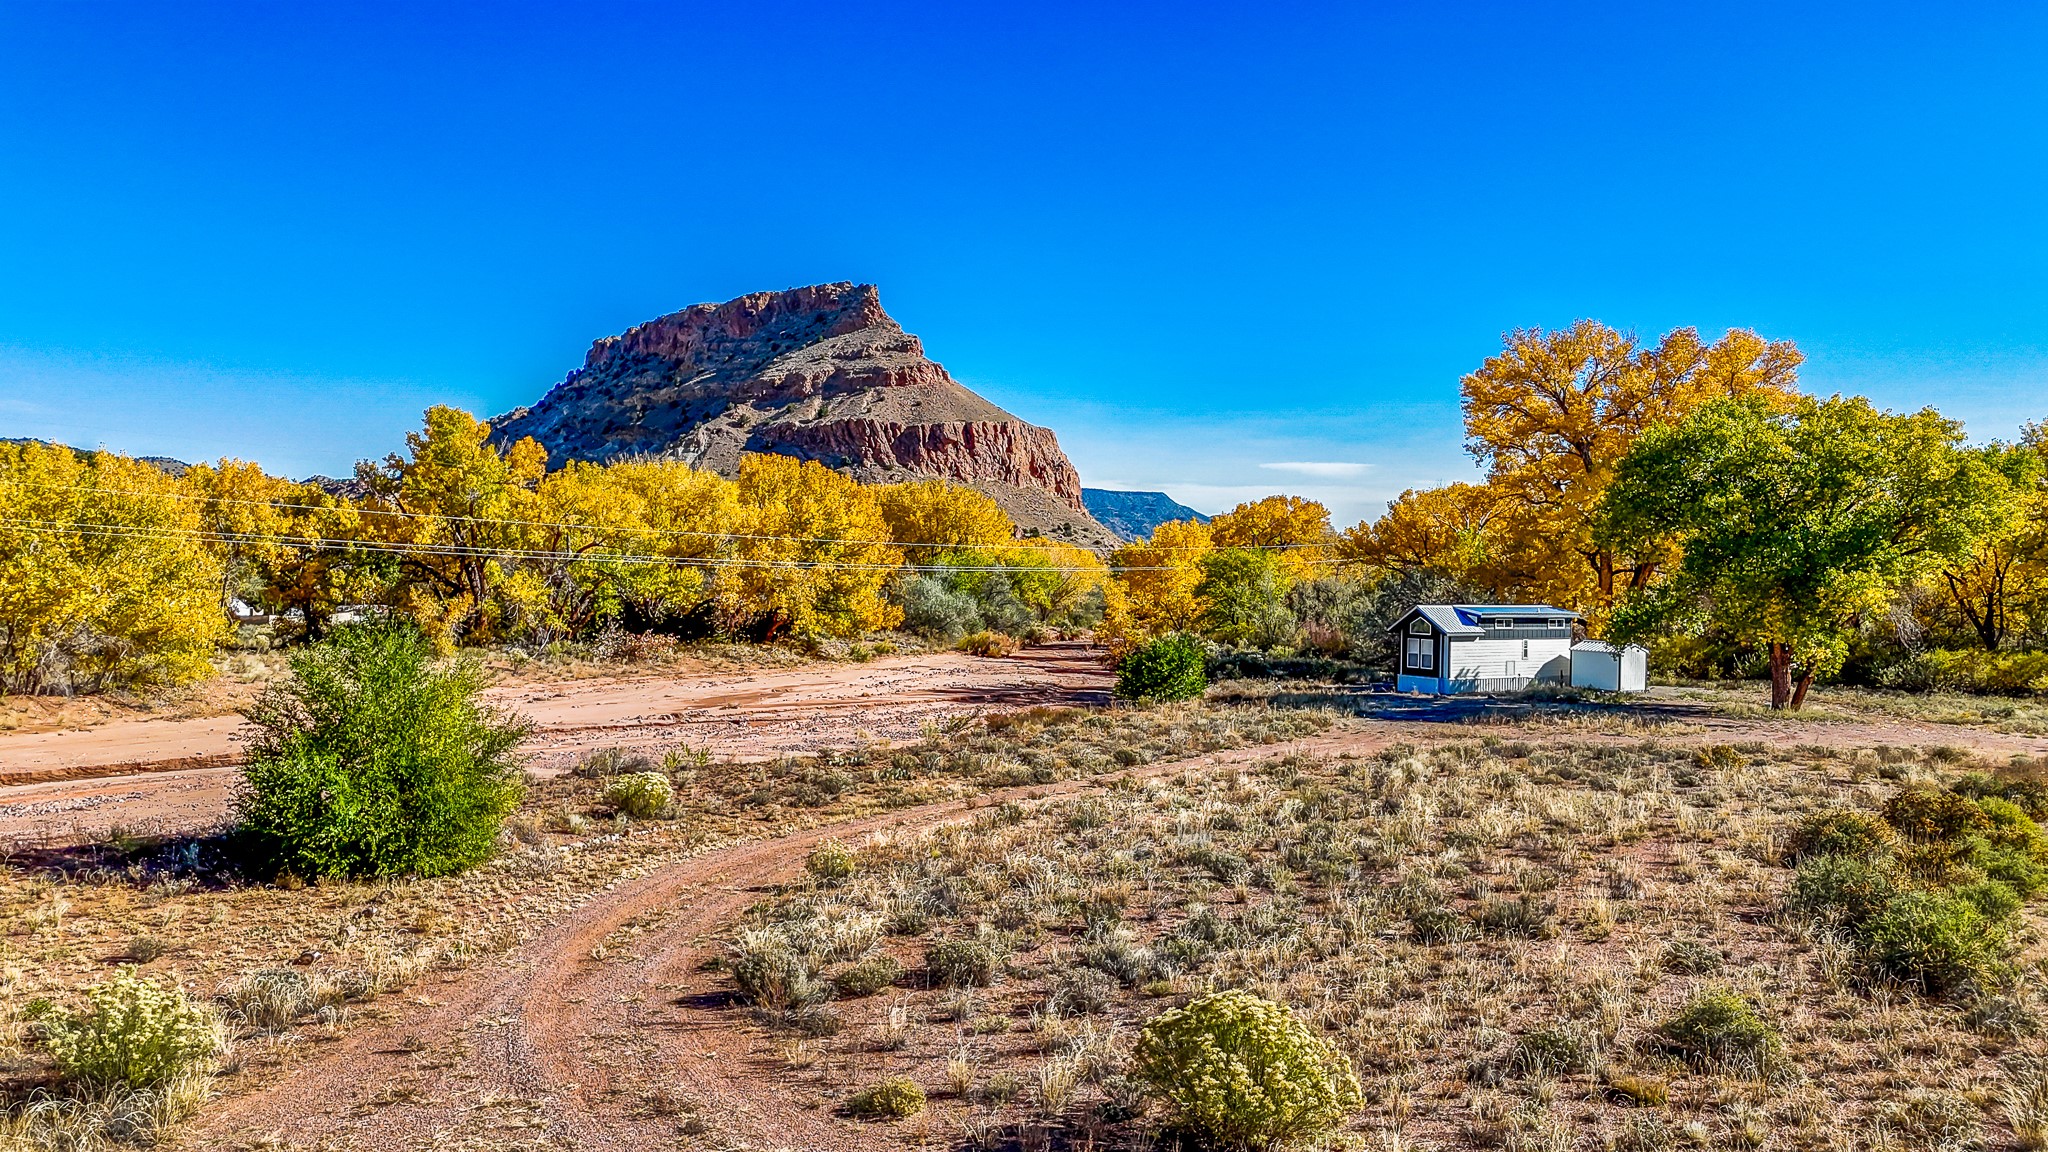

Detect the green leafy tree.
xmin=235 ymin=621 xmax=529 ymax=878
xmin=1600 ymin=395 xmax=2002 ymax=709
xmin=1196 ymin=547 xmax=1296 ymax=649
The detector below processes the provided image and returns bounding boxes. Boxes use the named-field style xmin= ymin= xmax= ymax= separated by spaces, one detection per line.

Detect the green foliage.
xmin=1788 ymin=809 xmax=1897 ymax=861
xmin=1883 ymin=786 xmax=1991 ymax=843
xmin=1602 ymin=394 xmax=2004 ymax=708
xmin=602 ymin=771 xmax=672 ymax=818
xmin=805 ymin=840 xmax=859 ymax=883
xmin=1790 ymin=853 xmax=1902 ymax=929
xmin=1196 ymin=548 xmax=1297 ymax=649
xmin=1951 ymin=772 xmax=2048 ymax=820
xmin=830 ymin=955 xmax=901 ymax=999
xmin=1653 ymin=987 xmax=1780 ymax=1073
xmin=234 ymin=621 xmax=529 ymax=879
xmin=843 ymin=1076 xmax=926 ymax=1120
xmin=1861 ymin=888 xmax=2010 ymax=992
xmin=1115 ymin=632 xmax=1209 ymax=702
xmin=1133 ymin=989 xmax=1362 ymax=1149
xmin=37 ymin=970 xmax=223 ymax=1088
xmin=1879 ymin=648 xmax=2048 ymax=696
xmin=923 ymin=937 xmax=998 ymax=988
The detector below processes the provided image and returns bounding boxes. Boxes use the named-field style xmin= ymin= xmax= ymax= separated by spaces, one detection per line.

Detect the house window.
xmin=1492 ymin=617 xmax=1513 ymax=630
xmin=1408 ymin=618 xmax=1431 ymax=634
xmin=1405 ymin=636 xmax=1434 ymax=671
xmin=1548 ymin=618 xmax=1566 ymax=628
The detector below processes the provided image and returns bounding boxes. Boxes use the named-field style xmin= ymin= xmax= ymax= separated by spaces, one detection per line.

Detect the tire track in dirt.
xmin=189 ymin=711 xmax=2048 ymax=1150
xmin=194 ymin=731 xmax=1385 ymax=1152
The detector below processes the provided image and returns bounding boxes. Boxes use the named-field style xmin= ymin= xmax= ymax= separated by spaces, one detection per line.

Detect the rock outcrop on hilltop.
xmin=492 ymin=284 xmax=1117 ymax=549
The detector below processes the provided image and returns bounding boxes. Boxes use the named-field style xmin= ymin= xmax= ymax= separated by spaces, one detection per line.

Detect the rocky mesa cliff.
xmin=491 ymin=284 xmax=1116 ymax=548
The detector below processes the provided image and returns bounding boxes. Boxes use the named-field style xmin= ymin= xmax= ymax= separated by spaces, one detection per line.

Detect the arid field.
xmin=6 ymin=646 xmax=2048 ymax=1151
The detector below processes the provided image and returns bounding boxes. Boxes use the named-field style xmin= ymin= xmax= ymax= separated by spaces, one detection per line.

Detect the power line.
xmin=0 ymin=517 xmax=1362 ymax=576
xmin=2 ymin=480 xmax=1340 ymax=552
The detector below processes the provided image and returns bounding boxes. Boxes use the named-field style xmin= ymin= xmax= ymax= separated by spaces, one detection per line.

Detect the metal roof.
xmin=1571 ymin=640 xmax=1646 ymax=654
xmin=1389 ymin=603 xmax=1578 ymax=636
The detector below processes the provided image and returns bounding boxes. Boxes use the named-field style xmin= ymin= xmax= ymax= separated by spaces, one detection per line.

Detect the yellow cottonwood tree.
xmin=1100 ymin=519 xmax=1213 ymax=652
xmin=1461 ymin=321 xmax=1803 ymax=615
xmin=728 ymin=454 xmax=901 ymax=637
xmin=0 ymin=443 xmax=226 ymax=692
xmin=876 ymin=479 xmax=1015 ymax=550
xmin=1209 ymin=495 xmax=1335 ymax=582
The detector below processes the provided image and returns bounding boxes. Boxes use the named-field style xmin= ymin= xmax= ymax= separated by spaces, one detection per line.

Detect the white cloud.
xmin=1259 ymin=461 xmax=1370 ymax=478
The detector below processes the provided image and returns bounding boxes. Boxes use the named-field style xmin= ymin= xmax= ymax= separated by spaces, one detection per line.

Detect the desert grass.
xmin=0 ymin=697 xmax=1324 ymax=1146
xmin=720 ymin=736 xmax=2048 ymax=1150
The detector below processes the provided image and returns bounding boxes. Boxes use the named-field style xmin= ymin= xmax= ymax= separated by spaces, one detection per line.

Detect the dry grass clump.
xmin=715 ymin=736 xmax=2048 ymax=1148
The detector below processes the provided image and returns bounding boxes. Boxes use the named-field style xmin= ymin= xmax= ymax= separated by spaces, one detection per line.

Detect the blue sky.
xmin=4 ymin=2 xmax=2048 ymax=527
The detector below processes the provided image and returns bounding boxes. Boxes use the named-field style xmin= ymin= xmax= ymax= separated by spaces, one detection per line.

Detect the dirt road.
xmin=193 ymin=732 xmax=1367 ymax=1151
xmin=0 ymin=646 xmax=1112 ymax=847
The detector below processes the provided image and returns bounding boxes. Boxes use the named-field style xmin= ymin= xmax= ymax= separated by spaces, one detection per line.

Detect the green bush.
xmin=924 ymin=937 xmax=998 ymax=988
xmin=1861 ymin=889 xmax=2009 ymax=993
xmin=1133 ymin=989 xmax=1362 ymax=1148
xmin=1952 ymin=772 xmax=2048 ymax=820
xmin=38 ymin=970 xmax=223 ymax=1088
xmin=1790 ymin=853 xmax=1902 ymax=928
xmin=1883 ymin=786 xmax=1991 ymax=844
xmin=843 ymin=1076 xmax=926 ymax=1120
xmin=1653 ymin=987 xmax=1780 ymax=1073
xmin=235 ymin=622 xmax=528 ymax=879
xmin=805 ymin=840 xmax=859 ymax=883
xmin=603 ymin=771 xmax=672 ymax=818
xmin=1115 ymin=633 xmax=1208 ymax=703
xmin=830 ymin=955 xmax=901 ymax=999
xmin=1970 ymin=837 xmax=2048 ymax=899
xmin=1788 ymin=809 xmax=1897 ymax=861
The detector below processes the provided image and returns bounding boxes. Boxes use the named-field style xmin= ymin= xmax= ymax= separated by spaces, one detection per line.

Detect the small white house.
xmin=1570 ymin=640 xmax=1649 ymax=692
xmin=1390 ymin=604 xmax=1577 ymax=695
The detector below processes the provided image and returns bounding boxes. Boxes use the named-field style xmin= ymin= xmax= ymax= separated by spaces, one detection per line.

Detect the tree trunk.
xmin=1790 ymin=670 xmax=1813 ymax=711
xmin=1768 ymin=642 xmax=1793 ymax=710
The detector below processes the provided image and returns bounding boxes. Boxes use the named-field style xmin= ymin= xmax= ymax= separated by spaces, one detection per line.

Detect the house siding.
xmin=1445 ymin=636 xmax=1572 ymax=692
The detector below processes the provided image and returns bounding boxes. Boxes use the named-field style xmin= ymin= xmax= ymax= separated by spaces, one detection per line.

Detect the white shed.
xmin=1570 ymin=641 xmax=1649 ymax=692
xmin=1389 ymin=604 xmax=1577 ymax=695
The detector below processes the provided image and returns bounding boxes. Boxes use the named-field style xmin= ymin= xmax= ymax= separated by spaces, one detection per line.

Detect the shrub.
xmin=235 ymin=622 xmax=528 ymax=879
xmin=957 ymin=630 xmax=1019 ymax=658
xmin=1973 ymin=838 xmax=2048 ymax=899
xmin=1114 ymin=633 xmax=1208 ymax=703
xmin=1048 ymin=968 xmax=1120 ymax=1016
xmin=38 ymin=970 xmax=223 ymax=1088
xmin=844 ymin=1076 xmax=926 ymax=1120
xmin=831 ymin=956 xmax=901 ymax=999
xmin=1653 ymin=988 xmax=1780 ymax=1073
xmin=1788 ymin=809 xmax=1897 ymax=861
xmin=220 ymin=968 xmax=317 ymax=1030
xmin=1861 ymin=889 xmax=2009 ymax=993
xmin=729 ymin=929 xmax=830 ymax=1011
xmin=1512 ymin=1024 xmax=1597 ymax=1076
xmin=1953 ymin=772 xmax=2048 ymax=820
xmin=603 ymin=771 xmax=672 ymax=819
xmin=1135 ymin=989 xmax=1360 ymax=1147
xmin=1790 ymin=853 xmax=1902 ymax=929
xmin=805 ymin=840 xmax=859 ymax=883
xmin=1883 ymin=786 xmax=1992 ymax=844
xmin=925 ymin=937 xmax=998 ymax=988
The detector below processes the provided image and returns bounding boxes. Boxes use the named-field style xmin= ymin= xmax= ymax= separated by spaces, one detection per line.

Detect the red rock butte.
xmin=491 ymin=283 xmax=1115 ymax=548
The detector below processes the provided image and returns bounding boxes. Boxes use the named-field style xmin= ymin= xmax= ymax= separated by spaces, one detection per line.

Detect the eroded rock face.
xmin=493 ymin=283 xmax=1111 ymax=546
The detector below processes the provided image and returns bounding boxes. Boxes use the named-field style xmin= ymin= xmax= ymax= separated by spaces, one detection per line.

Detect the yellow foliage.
xmin=1460 ymin=321 xmax=1803 ymax=616
xmin=729 ymin=454 xmax=902 ymax=638
xmin=1100 ymin=519 xmax=1213 ymax=652
xmin=876 ymin=479 xmax=1015 ymax=549
xmin=0 ymin=442 xmax=227 ymax=693
xmin=1210 ymin=495 xmax=1334 ymax=582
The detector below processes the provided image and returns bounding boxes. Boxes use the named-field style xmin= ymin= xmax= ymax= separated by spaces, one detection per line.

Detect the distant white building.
xmin=1570 ymin=640 xmax=1649 ymax=693
xmin=1390 ymin=604 xmax=1577 ymax=695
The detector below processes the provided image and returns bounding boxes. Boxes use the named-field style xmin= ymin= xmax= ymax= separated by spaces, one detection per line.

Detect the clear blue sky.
xmin=5 ymin=2 xmax=2047 ymax=527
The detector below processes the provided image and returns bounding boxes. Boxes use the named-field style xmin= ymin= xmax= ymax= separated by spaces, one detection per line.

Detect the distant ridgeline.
xmin=1082 ymin=488 xmax=1211 ymax=542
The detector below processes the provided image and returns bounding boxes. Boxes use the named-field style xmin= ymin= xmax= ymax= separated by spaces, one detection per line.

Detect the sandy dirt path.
xmin=187 ymin=704 xmax=2048 ymax=1151
xmin=0 ymin=646 xmax=1112 ymax=847
xmin=192 ymin=731 xmax=1377 ymax=1152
